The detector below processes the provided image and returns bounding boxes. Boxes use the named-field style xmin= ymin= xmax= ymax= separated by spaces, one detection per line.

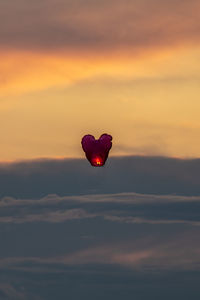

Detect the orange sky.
xmin=0 ymin=0 xmax=200 ymax=161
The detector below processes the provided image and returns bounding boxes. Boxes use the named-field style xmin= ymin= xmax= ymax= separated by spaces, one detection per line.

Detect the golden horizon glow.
xmin=0 ymin=45 xmax=200 ymax=161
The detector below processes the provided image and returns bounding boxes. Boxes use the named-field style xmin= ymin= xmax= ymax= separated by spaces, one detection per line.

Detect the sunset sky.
xmin=1 ymin=0 xmax=200 ymax=161
xmin=0 ymin=1 xmax=200 ymax=299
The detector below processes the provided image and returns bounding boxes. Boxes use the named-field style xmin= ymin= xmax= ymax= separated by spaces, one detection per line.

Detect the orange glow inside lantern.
xmin=93 ymin=157 xmax=103 ymax=166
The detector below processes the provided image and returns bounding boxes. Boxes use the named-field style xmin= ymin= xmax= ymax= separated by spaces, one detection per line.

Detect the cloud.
xmin=0 ymin=156 xmax=200 ymax=299
xmin=0 ymin=189 xmax=200 ymax=226
xmin=0 ymin=188 xmax=199 ymax=270
xmin=0 ymin=230 xmax=200 ymax=271
xmin=0 ymin=156 xmax=200 ymax=199
xmin=0 ymin=0 xmax=200 ymax=53
xmin=0 ymin=208 xmax=96 ymax=224
xmin=0 ymin=284 xmax=26 ymax=300
xmin=104 ymin=215 xmax=200 ymax=226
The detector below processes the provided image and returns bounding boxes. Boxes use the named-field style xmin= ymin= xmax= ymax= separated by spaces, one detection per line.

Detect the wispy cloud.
xmin=0 ymin=191 xmax=200 ymax=225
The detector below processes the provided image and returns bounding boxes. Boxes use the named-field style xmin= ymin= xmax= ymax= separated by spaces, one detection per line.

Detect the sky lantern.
xmin=81 ymin=134 xmax=112 ymax=167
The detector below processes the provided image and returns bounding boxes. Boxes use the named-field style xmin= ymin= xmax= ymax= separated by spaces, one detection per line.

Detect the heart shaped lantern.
xmin=81 ymin=134 xmax=112 ymax=167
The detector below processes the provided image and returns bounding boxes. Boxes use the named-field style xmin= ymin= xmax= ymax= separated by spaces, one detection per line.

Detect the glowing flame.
xmin=95 ymin=157 xmax=102 ymax=165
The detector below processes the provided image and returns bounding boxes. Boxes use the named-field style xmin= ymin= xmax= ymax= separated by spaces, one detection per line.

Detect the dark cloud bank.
xmin=0 ymin=156 xmax=200 ymax=299
xmin=0 ymin=155 xmax=199 ymax=198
